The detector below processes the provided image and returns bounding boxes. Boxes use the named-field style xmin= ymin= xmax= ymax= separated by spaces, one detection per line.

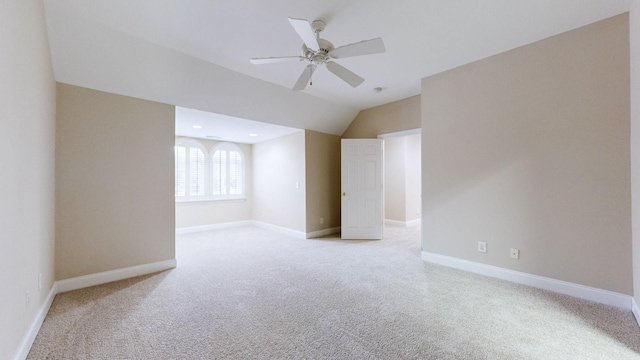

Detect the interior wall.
xmin=384 ymin=137 xmax=407 ymax=221
xmin=404 ymin=133 xmax=422 ymax=223
xmin=253 ymin=131 xmax=306 ymax=232
xmin=175 ymin=138 xmax=253 ymax=228
xmin=56 ymin=83 xmax=175 ymax=280
xmin=421 ymin=14 xmax=631 ymax=294
xmin=342 ymin=95 xmax=420 ymax=138
xmin=305 ymin=130 xmax=341 ymax=233
xmin=0 ymin=1 xmax=56 ymax=358
xmin=631 ymin=1 xmax=640 ymax=312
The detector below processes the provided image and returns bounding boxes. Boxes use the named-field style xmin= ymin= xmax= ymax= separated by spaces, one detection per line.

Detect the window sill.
xmin=176 ymin=198 xmax=247 ymax=205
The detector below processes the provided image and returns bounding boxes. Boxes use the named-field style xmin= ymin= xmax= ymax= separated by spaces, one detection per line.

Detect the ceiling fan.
xmin=250 ymin=18 xmax=385 ymax=91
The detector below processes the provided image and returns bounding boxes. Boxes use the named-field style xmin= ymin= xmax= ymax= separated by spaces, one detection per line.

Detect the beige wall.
xmin=175 ymin=138 xmax=253 ymax=228
xmin=0 ymin=1 xmax=56 ymax=358
xmin=631 ymin=1 xmax=640 ymax=309
xmin=342 ymin=95 xmax=420 ymax=138
xmin=422 ymin=14 xmax=631 ymax=294
xmin=253 ymin=131 xmax=306 ymax=232
xmin=56 ymin=83 xmax=175 ymax=280
xmin=305 ymin=130 xmax=341 ymax=233
xmin=176 ymin=200 xmax=250 ymax=227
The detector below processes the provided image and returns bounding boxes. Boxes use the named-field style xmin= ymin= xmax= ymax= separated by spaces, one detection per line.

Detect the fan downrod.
xmin=311 ymin=20 xmax=326 ymax=34
xmin=301 ymin=20 xmax=333 ymax=65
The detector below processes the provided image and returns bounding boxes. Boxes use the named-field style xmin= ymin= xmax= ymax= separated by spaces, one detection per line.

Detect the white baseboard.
xmin=176 ymin=220 xmax=253 ymax=235
xmin=633 ymin=297 xmax=640 ymax=328
xmin=56 ymin=259 xmax=177 ymax=293
xmin=254 ymin=221 xmax=341 ymax=239
xmin=306 ymin=227 xmax=341 ymax=239
xmin=13 ymin=258 xmax=177 ymax=360
xmin=251 ymin=221 xmax=306 ymax=239
xmin=421 ymin=251 xmax=632 ymax=310
xmin=385 ymin=219 xmax=421 ymax=227
xmin=385 ymin=219 xmax=405 ymax=227
xmin=13 ymin=283 xmax=58 ymax=360
xmin=176 ymin=220 xmax=340 ymax=240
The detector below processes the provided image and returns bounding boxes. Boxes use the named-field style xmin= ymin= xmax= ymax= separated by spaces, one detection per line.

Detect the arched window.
xmin=175 ymin=138 xmax=246 ymax=201
xmin=175 ymin=138 xmax=207 ymax=200
xmin=211 ymin=142 xmax=244 ymax=199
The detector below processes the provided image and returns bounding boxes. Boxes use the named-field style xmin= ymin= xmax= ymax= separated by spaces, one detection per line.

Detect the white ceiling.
xmin=175 ymin=107 xmax=301 ymax=144
xmin=43 ymin=0 xmax=630 ymax=139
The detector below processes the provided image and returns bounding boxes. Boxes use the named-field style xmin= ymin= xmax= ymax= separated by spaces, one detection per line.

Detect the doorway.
xmin=378 ymin=129 xmax=421 ymax=228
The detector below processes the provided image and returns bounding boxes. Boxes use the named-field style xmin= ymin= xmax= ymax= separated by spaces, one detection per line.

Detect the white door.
xmin=341 ymin=139 xmax=383 ymax=239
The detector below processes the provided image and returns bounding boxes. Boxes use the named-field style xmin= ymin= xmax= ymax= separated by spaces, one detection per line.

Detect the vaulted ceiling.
xmin=43 ymin=0 xmax=630 ymax=137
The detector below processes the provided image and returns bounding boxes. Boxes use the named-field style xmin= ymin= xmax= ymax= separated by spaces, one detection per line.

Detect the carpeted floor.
xmin=28 ymin=225 xmax=640 ymax=359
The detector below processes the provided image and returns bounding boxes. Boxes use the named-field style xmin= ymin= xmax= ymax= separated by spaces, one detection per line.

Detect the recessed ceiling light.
xmin=249 ymin=133 xmax=258 ymax=137
xmin=192 ymin=125 xmax=202 ymax=129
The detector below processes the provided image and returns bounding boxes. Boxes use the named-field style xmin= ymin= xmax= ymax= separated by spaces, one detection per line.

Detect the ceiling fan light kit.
xmin=250 ymin=17 xmax=385 ymax=91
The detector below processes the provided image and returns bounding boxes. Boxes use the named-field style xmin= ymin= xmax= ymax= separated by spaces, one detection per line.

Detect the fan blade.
xmin=288 ymin=17 xmax=319 ymax=51
xmin=250 ymin=56 xmax=304 ymax=65
xmin=293 ymin=64 xmax=316 ymax=91
xmin=329 ymin=38 xmax=385 ymax=59
xmin=326 ymin=61 xmax=364 ymax=88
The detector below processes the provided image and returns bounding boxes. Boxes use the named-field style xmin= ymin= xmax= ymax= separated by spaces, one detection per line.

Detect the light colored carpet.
xmin=28 ymin=225 xmax=640 ymax=359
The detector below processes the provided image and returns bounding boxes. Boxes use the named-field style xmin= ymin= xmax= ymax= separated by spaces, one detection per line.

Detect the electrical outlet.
xmin=320 ymin=217 xmax=325 ymax=225
xmin=510 ymin=248 xmax=520 ymax=259
xmin=38 ymin=273 xmax=42 ymax=291
xmin=477 ymin=241 xmax=487 ymax=253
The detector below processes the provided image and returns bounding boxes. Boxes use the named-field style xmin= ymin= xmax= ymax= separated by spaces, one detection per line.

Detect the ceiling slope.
xmin=44 ymin=0 xmax=631 ymax=135
xmin=44 ymin=6 xmax=359 ymax=136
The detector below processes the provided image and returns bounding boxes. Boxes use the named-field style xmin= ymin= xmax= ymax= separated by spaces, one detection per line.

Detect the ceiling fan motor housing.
xmin=302 ymin=38 xmax=334 ymax=65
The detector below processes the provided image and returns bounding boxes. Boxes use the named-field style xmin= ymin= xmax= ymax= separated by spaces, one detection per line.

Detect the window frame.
xmin=174 ymin=137 xmax=246 ymax=202
xmin=175 ymin=137 xmax=209 ymax=201
xmin=210 ymin=142 xmax=245 ymax=200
